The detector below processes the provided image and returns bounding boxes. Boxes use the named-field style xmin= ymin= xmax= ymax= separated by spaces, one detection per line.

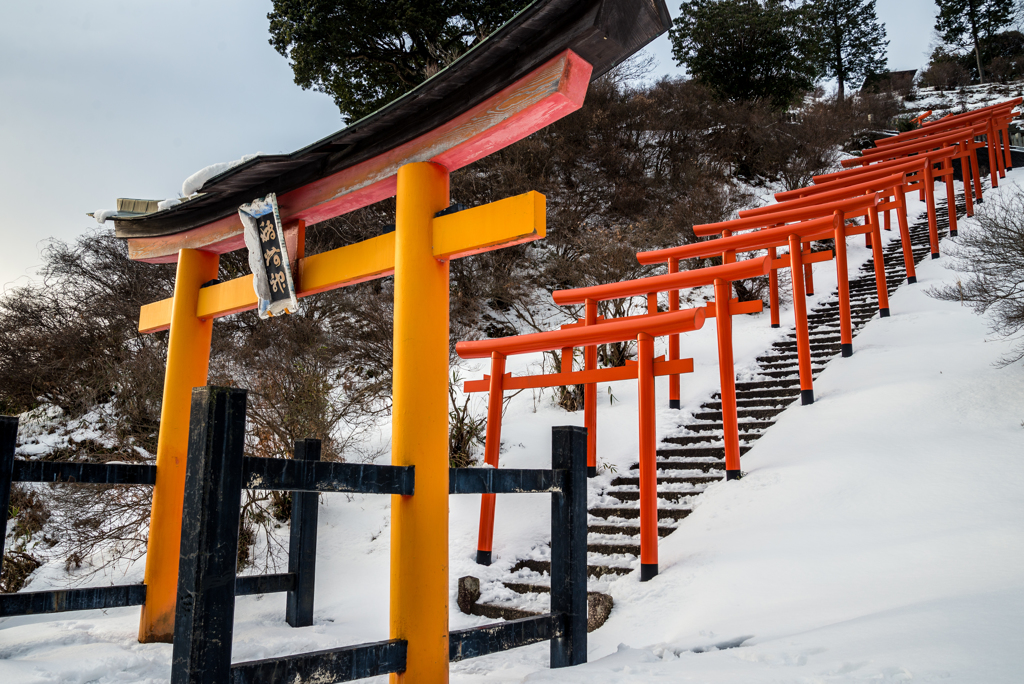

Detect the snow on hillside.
xmin=2 ymin=175 xmax=1023 ymax=681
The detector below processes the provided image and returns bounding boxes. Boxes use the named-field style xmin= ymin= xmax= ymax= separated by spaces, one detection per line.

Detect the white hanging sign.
xmin=238 ymin=193 xmax=299 ymax=318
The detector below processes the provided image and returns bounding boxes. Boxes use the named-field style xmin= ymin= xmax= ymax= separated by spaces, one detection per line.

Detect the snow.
xmin=156 ymin=198 xmax=179 ymax=211
xmin=180 ymin=152 xmax=260 ymax=197
xmin=3 ymin=173 xmax=1024 ymax=682
xmin=91 ymin=209 xmax=118 ymax=224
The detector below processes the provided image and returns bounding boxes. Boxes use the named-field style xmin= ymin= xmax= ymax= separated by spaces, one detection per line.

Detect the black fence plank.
xmin=0 ymin=416 xmax=17 ymax=561
xmin=171 ymin=386 xmax=248 ymax=684
xmin=449 ymin=614 xmax=563 ymax=663
xmin=550 ymin=426 xmax=588 ymax=668
xmin=234 ymin=573 xmax=296 ymax=597
xmin=242 ymin=457 xmax=414 ymax=496
xmin=287 ymin=439 xmax=320 ymax=627
xmin=12 ymin=461 xmax=157 ymax=486
xmin=230 ymin=638 xmax=408 ymax=684
xmin=449 ymin=468 xmax=556 ymax=495
xmin=0 ymin=584 xmax=147 ymax=618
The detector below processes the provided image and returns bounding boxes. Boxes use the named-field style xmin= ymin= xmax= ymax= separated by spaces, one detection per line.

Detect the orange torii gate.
xmin=111 ymin=0 xmax=676 ymax=675
xmin=876 ymin=99 xmax=1020 ymax=189
xmin=793 ymin=143 xmax=962 ymax=257
xmin=459 ymin=257 xmax=769 ymax=579
xmin=638 ymin=200 xmax=888 ymax=406
xmin=457 ymin=307 xmax=706 ymax=576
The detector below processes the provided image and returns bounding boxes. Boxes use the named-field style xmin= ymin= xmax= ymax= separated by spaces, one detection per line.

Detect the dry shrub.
xmin=929 ymin=189 xmax=1024 ymax=364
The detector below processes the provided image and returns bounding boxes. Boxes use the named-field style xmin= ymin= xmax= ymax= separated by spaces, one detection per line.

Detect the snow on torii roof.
xmin=112 ymin=0 xmax=671 ymax=262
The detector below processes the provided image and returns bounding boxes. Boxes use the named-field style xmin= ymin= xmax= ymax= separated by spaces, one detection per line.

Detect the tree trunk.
xmin=968 ymin=0 xmax=985 ymax=83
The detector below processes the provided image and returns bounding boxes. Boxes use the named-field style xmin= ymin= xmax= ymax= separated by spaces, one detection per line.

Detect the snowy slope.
xmin=2 ymin=175 xmax=1023 ymax=681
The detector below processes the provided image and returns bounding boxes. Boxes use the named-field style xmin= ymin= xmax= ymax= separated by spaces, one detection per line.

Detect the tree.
xmin=669 ymin=0 xmax=821 ymax=109
xmin=813 ymin=0 xmax=888 ymax=102
xmin=267 ymin=0 xmax=525 ymax=122
xmin=934 ymin=0 xmax=1016 ymax=83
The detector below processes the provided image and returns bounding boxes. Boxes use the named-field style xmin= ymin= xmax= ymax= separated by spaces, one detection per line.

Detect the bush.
xmin=929 ymin=189 xmax=1024 ymax=363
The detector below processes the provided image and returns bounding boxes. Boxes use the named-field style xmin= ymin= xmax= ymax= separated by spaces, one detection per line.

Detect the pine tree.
xmin=934 ymin=0 xmax=1016 ymax=83
xmin=268 ymin=0 xmax=525 ymax=122
xmin=813 ymin=0 xmax=888 ymax=101
xmin=669 ymin=0 xmax=821 ymax=109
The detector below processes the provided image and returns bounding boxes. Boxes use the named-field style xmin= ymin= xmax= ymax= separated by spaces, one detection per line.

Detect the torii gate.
xmin=112 ymin=0 xmax=673 ymax=680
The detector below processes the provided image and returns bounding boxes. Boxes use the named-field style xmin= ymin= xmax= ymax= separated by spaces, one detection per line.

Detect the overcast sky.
xmin=0 ymin=0 xmax=940 ymax=290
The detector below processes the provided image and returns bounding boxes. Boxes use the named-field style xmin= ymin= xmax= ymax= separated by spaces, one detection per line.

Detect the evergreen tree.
xmin=268 ymin=0 xmax=525 ymax=122
xmin=814 ymin=0 xmax=888 ymax=101
xmin=669 ymin=0 xmax=821 ymax=109
xmin=934 ymin=0 xmax=1016 ymax=83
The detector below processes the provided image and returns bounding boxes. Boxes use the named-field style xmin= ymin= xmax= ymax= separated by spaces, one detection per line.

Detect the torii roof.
xmin=113 ymin=0 xmax=670 ymax=257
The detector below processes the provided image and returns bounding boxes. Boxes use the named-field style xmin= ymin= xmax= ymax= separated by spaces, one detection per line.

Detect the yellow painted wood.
xmin=138 ymin=248 xmax=219 ymax=643
xmin=432 ymin=191 xmax=545 ymax=259
xmin=390 ymin=162 xmax=450 ymax=683
xmin=137 ymin=193 xmax=544 ymax=334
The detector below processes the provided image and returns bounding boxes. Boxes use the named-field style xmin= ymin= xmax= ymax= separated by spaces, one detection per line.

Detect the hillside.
xmin=2 ymin=158 xmax=1023 ymax=683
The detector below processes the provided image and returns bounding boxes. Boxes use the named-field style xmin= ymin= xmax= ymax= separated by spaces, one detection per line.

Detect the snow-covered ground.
xmin=2 ymin=173 xmax=1023 ymax=681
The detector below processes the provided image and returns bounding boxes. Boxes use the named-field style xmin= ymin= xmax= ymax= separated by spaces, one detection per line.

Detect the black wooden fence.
xmin=0 ymin=415 xmax=319 ymax=623
xmin=171 ymin=385 xmax=588 ymax=683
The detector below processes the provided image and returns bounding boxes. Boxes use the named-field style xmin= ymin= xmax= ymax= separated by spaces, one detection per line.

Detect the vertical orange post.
xmin=868 ymin=206 xmax=890 ymax=318
xmin=969 ymin=144 xmax=984 ymax=203
xmin=476 ymin=351 xmax=506 ymax=565
xmin=637 ymin=331 xmax=658 ymax=581
xmin=390 ymin=161 xmax=450 ymax=684
xmin=803 ymin=256 xmax=815 ymax=296
xmin=713 ymin=278 xmax=741 ymax=479
xmin=942 ymin=150 xmax=959 ymax=238
xmin=883 ymin=206 xmax=891 ymax=231
xmin=787 ymin=234 xmax=814 ymax=405
xmin=959 ymin=142 xmax=976 ymax=218
xmin=923 ymin=161 xmax=940 ymax=259
xmin=768 ymin=246 xmax=780 ymax=328
xmin=667 ymin=258 xmax=681 ymax=409
xmin=894 ymin=186 xmax=918 ymax=284
xmin=833 ymin=211 xmax=853 ymax=358
xmin=138 ymin=247 xmax=219 ymax=643
xmin=987 ymin=119 xmax=1000 ymax=187
xmin=584 ymin=298 xmax=598 ymax=477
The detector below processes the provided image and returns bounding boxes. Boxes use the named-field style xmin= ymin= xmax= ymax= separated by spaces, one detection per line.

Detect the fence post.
xmin=549 ymin=425 xmax=587 ymax=668
xmin=170 ymin=386 xmax=248 ymax=684
xmin=286 ymin=438 xmax=320 ymax=627
xmin=0 ymin=416 xmax=17 ymax=562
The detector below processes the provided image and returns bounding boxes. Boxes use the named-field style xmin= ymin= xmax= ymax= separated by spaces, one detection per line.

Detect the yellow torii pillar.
xmin=134 ymin=172 xmax=545 ymax=684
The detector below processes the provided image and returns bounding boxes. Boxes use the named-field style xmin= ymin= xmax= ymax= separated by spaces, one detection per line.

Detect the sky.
xmin=0 ymin=0 xmax=940 ymax=291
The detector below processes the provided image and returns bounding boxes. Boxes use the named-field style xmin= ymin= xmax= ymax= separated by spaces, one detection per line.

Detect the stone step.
xmin=735 ymin=377 xmax=800 ymax=390
xmin=638 ymin=458 xmax=725 ymax=472
xmin=603 ymin=490 xmax=704 ymax=504
xmin=588 ymin=522 xmax=676 ymax=537
xmin=683 ymin=420 xmax=775 ymax=433
xmin=511 ymin=558 xmax=630 ymax=580
xmin=657 ymin=444 xmax=748 ymax=458
xmin=704 ymin=398 xmax=795 ymax=409
xmin=588 ymin=506 xmax=692 ymax=521
xmin=610 ymin=475 xmax=722 ymax=487
xmin=694 ymin=406 xmax=785 ymax=421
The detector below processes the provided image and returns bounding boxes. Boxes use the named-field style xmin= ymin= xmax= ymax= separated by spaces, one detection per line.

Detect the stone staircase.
xmin=458 ymin=190 xmax=967 ymax=630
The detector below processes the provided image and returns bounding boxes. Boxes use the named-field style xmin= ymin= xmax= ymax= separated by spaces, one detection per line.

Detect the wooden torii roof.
xmin=114 ymin=0 xmax=672 ymax=263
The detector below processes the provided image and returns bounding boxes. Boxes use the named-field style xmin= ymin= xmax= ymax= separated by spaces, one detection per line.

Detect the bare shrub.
xmin=920 ymin=60 xmax=972 ymax=90
xmin=929 ymin=189 xmax=1024 ymax=363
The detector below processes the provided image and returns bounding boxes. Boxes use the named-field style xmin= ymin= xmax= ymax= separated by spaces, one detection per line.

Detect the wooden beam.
xmin=138 ymin=191 xmax=543 ymax=333
xmin=127 ymin=51 xmax=589 ymax=263
xmin=463 ymin=358 xmax=694 ymax=393
xmin=433 ymin=191 xmax=545 ymax=259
